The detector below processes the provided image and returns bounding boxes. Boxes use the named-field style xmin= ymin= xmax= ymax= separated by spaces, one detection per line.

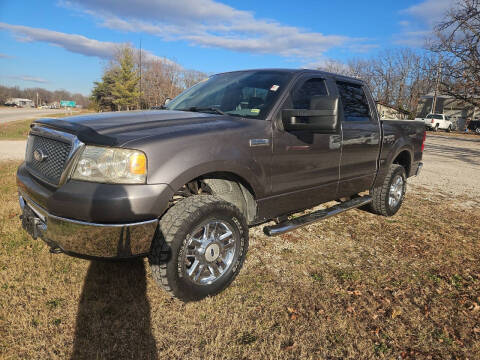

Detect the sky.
xmin=0 ymin=0 xmax=456 ymax=95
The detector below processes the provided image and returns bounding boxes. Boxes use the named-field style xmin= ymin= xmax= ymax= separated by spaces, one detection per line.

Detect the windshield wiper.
xmin=180 ymin=106 xmax=227 ymax=116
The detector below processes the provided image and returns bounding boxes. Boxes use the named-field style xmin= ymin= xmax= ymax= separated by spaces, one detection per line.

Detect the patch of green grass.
xmin=310 ymin=272 xmax=324 ymax=283
xmin=237 ymin=332 xmax=257 ymax=345
xmin=333 ymin=268 xmax=359 ymax=283
xmin=46 ymin=298 xmax=64 ymax=309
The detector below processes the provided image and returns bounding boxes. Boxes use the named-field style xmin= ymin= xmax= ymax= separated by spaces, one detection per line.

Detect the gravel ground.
xmin=409 ymin=134 xmax=480 ymax=198
xmin=0 ymin=140 xmax=26 ymax=161
xmin=0 ymin=134 xmax=478 ymax=199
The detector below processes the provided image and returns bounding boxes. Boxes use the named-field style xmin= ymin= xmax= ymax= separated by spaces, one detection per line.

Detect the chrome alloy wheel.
xmin=183 ymin=220 xmax=236 ymax=285
xmin=388 ymin=174 xmax=404 ymax=208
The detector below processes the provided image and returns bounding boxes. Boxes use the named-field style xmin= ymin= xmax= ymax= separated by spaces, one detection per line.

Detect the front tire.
xmin=368 ymin=164 xmax=407 ymax=216
xmin=149 ymin=195 xmax=249 ymax=302
xmin=434 ymin=124 xmax=439 ymax=132
xmin=447 ymin=125 xmax=452 ymax=133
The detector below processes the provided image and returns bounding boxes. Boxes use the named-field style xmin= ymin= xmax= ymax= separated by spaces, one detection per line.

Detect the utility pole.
xmin=139 ymin=39 xmax=142 ymax=110
xmin=432 ymin=62 xmax=442 ymax=114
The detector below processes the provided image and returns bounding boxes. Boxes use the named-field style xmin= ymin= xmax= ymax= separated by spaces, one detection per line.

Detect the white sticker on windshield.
xmin=270 ymin=85 xmax=280 ymax=91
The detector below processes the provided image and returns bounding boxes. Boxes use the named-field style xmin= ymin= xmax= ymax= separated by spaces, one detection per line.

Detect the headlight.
xmin=71 ymin=146 xmax=147 ymax=184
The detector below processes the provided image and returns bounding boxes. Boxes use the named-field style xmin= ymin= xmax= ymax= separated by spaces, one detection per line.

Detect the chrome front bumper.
xmin=19 ymin=193 xmax=158 ymax=259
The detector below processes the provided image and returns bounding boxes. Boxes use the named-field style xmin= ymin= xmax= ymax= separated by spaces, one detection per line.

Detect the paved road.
xmin=0 ymin=108 xmax=75 ymax=124
xmin=0 ymin=134 xmax=479 ymax=198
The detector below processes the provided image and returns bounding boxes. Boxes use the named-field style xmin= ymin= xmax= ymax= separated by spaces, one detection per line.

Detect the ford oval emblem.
xmin=33 ymin=149 xmax=47 ymax=162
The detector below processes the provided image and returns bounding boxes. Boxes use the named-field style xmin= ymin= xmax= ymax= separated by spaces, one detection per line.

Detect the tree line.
xmin=318 ymin=49 xmax=437 ymax=118
xmin=91 ymin=46 xmax=207 ymax=112
xmin=0 ymin=85 xmax=90 ymax=108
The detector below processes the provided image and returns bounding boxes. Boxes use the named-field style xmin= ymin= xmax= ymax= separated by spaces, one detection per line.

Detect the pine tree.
xmin=111 ymin=47 xmax=140 ymax=111
xmin=91 ymin=68 xmax=118 ymax=111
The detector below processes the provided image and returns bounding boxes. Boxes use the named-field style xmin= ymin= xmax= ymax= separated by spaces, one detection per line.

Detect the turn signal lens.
xmin=130 ymin=153 xmax=147 ymax=175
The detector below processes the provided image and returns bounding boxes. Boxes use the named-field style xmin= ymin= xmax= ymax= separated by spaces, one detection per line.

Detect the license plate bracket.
xmin=21 ymin=205 xmax=42 ymax=240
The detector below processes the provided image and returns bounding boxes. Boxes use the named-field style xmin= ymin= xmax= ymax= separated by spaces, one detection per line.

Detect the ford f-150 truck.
xmin=419 ymin=113 xmax=453 ymax=132
xmin=17 ymin=69 xmax=425 ymax=301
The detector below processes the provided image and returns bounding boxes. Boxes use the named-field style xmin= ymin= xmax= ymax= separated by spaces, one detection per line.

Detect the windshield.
xmin=426 ymin=114 xmax=443 ymax=119
xmin=166 ymin=71 xmax=292 ymax=119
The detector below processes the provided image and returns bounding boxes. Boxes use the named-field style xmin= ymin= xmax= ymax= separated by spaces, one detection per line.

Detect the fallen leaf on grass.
xmin=470 ymin=302 xmax=480 ymax=312
xmin=282 ymin=342 xmax=297 ymax=351
xmin=347 ymin=290 xmax=362 ymax=296
xmin=391 ymin=309 xmax=402 ymax=319
xmin=287 ymin=307 xmax=298 ymax=320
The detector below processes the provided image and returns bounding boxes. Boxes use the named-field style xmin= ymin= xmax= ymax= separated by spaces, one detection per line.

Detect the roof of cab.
xmin=215 ymin=68 xmax=364 ymax=85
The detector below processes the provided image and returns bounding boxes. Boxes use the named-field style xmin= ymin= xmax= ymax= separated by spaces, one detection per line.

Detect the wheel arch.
xmin=392 ymin=149 xmax=412 ymax=176
xmin=170 ymin=169 xmax=258 ymax=224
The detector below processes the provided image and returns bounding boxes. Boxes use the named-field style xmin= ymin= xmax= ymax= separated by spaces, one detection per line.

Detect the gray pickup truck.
xmin=17 ymin=69 xmax=425 ymax=301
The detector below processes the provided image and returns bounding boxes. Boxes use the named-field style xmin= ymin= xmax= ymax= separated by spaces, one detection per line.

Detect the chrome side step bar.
xmin=263 ymin=195 xmax=372 ymax=236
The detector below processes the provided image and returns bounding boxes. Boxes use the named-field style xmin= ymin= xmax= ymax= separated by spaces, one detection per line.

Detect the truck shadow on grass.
xmin=72 ymin=259 xmax=158 ymax=360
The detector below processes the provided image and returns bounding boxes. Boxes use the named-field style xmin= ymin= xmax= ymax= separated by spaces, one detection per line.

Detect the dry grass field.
xmin=0 ymin=160 xmax=479 ymax=359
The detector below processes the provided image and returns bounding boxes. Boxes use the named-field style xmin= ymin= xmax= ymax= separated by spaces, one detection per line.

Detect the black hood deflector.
xmin=35 ymin=118 xmax=119 ymax=146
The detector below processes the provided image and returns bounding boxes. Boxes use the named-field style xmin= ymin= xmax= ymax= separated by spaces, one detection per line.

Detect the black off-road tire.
xmin=148 ymin=195 xmax=249 ymax=302
xmin=446 ymin=125 xmax=452 ymax=133
xmin=434 ymin=124 xmax=439 ymax=132
xmin=367 ymin=164 xmax=407 ymax=217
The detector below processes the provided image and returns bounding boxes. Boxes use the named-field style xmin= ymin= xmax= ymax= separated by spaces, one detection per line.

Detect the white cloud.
xmin=60 ymin=0 xmax=376 ymax=60
xmin=8 ymin=75 xmax=49 ymax=84
xmin=0 ymin=53 xmax=13 ymax=59
xmin=401 ymin=0 xmax=455 ymax=26
xmin=395 ymin=0 xmax=457 ymax=46
xmin=0 ymin=22 xmax=175 ymax=64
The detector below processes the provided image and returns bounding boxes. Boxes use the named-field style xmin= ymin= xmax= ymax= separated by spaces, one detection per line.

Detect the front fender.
xmin=142 ymin=135 xmax=270 ymax=198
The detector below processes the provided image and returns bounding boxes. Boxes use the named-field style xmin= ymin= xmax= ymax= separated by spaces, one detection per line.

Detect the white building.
xmin=376 ymin=102 xmax=410 ymax=120
xmin=416 ymin=93 xmax=479 ymax=130
xmin=5 ymin=98 xmax=34 ymax=107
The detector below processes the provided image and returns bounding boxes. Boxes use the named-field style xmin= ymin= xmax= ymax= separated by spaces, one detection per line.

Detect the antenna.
xmin=139 ymin=38 xmax=142 ymax=109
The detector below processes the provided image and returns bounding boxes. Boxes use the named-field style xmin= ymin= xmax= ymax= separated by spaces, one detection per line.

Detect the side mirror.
xmin=282 ymin=96 xmax=339 ymax=132
xmin=164 ymin=98 xmax=172 ymax=106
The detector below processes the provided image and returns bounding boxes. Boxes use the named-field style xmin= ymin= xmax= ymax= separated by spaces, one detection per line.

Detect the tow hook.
xmin=49 ymin=246 xmax=63 ymax=254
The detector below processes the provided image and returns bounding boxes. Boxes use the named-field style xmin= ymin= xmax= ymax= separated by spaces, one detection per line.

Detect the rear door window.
xmin=336 ymin=81 xmax=371 ymax=122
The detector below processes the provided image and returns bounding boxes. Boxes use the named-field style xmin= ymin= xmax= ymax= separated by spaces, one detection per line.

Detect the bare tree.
xmin=318 ymin=49 xmax=437 ymax=118
xmin=182 ymin=69 xmax=208 ymax=89
xmin=429 ymin=0 xmax=480 ymax=107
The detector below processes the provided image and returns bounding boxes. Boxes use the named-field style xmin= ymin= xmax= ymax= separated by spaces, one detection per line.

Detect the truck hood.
xmin=34 ymin=110 xmax=245 ymax=146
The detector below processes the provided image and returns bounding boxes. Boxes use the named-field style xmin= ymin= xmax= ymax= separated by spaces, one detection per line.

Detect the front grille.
xmin=25 ymin=135 xmax=72 ymax=185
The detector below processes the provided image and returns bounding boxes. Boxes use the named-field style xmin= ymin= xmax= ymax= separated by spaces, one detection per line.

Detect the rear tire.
xmin=368 ymin=164 xmax=406 ymax=216
xmin=149 ymin=195 xmax=249 ymax=302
